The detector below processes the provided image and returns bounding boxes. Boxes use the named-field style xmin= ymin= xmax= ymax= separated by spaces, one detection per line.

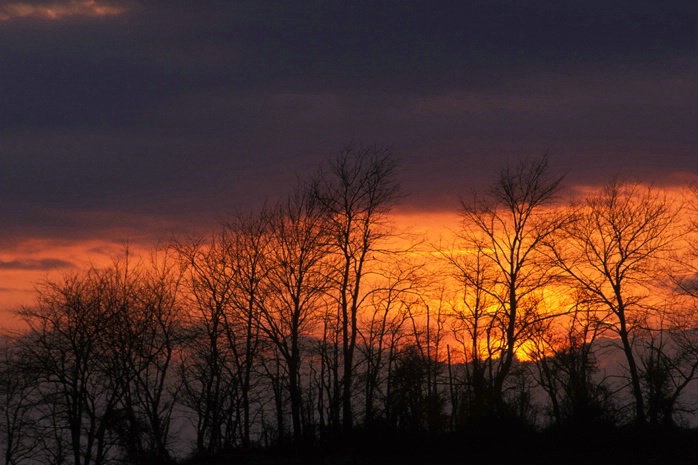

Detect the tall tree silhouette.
xmin=257 ymin=187 xmax=334 ymax=444
xmin=547 ymin=180 xmax=681 ymax=424
xmin=18 ymin=267 xmax=123 ymax=465
xmin=221 ymin=211 xmax=270 ymax=448
xmin=176 ymin=231 xmax=240 ymax=455
xmin=0 ymin=335 xmax=40 ymax=465
xmin=311 ymin=143 xmax=400 ymax=435
xmin=358 ymin=257 xmax=417 ymax=427
xmin=117 ymin=249 xmax=184 ymax=463
xmin=175 ymin=211 xmax=269 ymax=454
xmin=455 ymin=154 xmax=564 ymax=416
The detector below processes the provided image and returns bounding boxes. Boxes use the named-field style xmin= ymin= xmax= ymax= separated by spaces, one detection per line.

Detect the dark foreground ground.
xmin=183 ymin=425 xmax=698 ymax=465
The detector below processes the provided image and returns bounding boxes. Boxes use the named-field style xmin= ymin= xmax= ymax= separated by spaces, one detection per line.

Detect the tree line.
xmin=2 ymin=146 xmax=698 ymax=464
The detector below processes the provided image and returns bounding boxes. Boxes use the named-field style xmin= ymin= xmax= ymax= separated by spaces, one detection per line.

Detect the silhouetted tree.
xmin=547 ymin=180 xmax=681 ymax=424
xmin=257 ymin=187 xmax=334 ymax=444
xmin=636 ymin=305 xmax=698 ymax=427
xmin=0 ymin=335 xmax=39 ymax=465
xmin=357 ymin=257 xmax=417 ymax=427
xmin=453 ymin=154 xmax=565 ymax=417
xmin=388 ymin=345 xmax=446 ymax=434
xmin=18 ymin=268 xmax=123 ymax=465
xmin=528 ymin=293 xmax=616 ymax=428
xmin=314 ymin=301 xmax=342 ymax=439
xmin=176 ymin=209 xmax=270 ymax=454
xmin=15 ymin=250 xmax=186 ymax=464
xmin=221 ymin=211 xmax=270 ymax=449
xmin=111 ymin=249 xmax=184 ymax=463
xmin=311 ymin=143 xmax=400 ymax=435
xmin=176 ymin=230 xmax=245 ymax=455
xmin=404 ymin=285 xmax=448 ymax=431
xmin=442 ymin=247 xmax=500 ymax=422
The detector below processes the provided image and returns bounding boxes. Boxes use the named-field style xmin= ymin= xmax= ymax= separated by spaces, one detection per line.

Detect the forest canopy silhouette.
xmin=2 ymin=145 xmax=698 ymax=464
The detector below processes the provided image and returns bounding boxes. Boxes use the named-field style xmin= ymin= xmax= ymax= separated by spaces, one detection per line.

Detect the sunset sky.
xmin=0 ymin=0 xmax=696 ymax=316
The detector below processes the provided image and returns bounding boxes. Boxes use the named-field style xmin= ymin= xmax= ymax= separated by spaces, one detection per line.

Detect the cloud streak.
xmin=0 ymin=0 xmax=126 ymax=21
xmin=0 ymin=258 xmax=74 ymax=270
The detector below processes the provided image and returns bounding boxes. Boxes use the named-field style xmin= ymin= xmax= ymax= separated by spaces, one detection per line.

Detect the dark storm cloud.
xmin=1 ymin=0 xmax=694 ymax=128
xmin=0 ymin=0 xmax=695 ymax=243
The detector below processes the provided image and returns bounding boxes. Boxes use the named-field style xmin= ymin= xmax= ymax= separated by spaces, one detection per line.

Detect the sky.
xmin=0 ymin=0 xmax=696 ymax=316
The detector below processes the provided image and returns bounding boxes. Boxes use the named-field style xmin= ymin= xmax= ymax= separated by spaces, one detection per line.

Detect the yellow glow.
xmin=2 ymin=183 xmax=695 ymax=348
xmin=515 ymin=340 xmax=539 ymax=362
xmin=0 ymin=0 xmax=126 ymax=21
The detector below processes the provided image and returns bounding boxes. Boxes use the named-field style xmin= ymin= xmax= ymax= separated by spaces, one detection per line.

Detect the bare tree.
xmin=442 ymin=246 xmax=501 ymax=422
xmin=635 ymin=297 xmax=698 ymax=427
xmin=403 ymin=281 xmax=448 ymax=432
xmin=0 ymin=335 xmax=40 ymax=465
xmin=257 ymin=187 xmax=334 ymax=444
xmin=14 ymin=248 xmax=187 ymax=464
xmin=527 ymin=291 xmax=616 ymax=427
xmin=112 ymin=248 xmax=184 ymax=463
xmin=311 ymin=143 xmax=400 ymax=435
xmin=221 ymin=210 xmax=270 ymax=449
xmin=18 ymin=268 xmax=123 ymax=465
xmin=176 ymin=210 xmax=270 ymax=454
xmin=175 ymin=231 xmax=242 ymax=455
xmin=547 ymin=179 xmax=682 ymax=424
xmin=314 ymin=301 xmax=342 ymax=438
xmin=357 ymin=256 xmax=419 ymax=426
xmin=454 ymin=154 xmax=565 ymax=415
xmin=645 ymin=186 xmax=698 ymax=425
xmin=173 ymin=232 xmax=242 ymax=455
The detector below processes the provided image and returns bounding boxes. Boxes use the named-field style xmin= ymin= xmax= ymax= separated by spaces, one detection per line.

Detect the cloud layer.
xmin=0 ymin=0 xmax=695 ymax=296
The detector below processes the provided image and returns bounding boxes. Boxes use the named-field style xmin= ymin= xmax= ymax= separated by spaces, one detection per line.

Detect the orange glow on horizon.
xmin=0 ymin=0 xmax=126 ymax=21
xmin=0 ymin=238 xmax=150 ymax=326
xmin=390 ymin=209 xmax=460 ymax=235
xmin=1 ymin=183 xmax=695 ymax=340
